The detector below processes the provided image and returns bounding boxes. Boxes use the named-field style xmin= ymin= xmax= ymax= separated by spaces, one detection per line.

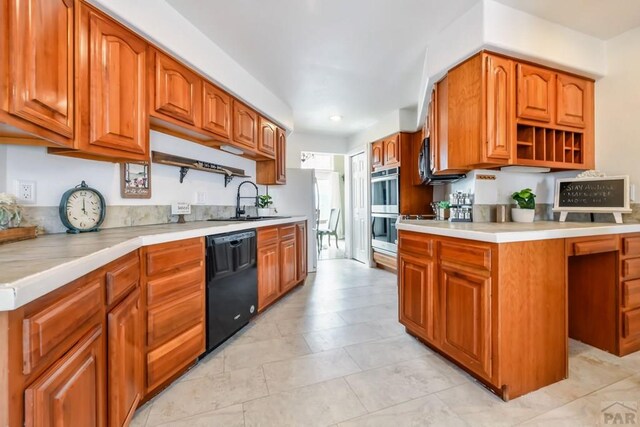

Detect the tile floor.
xmin=131 ymin=259 xmax=640 ymax=427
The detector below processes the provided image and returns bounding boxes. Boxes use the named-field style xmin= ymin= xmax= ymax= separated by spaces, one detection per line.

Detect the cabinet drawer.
xmin=258 ymin=227 xmax=279 ymax=243
xmin=147 ymin=263 xmax=204 ymax=307
xmin=23 ymin=280 xmax=102 ymax=374
xmin=571 ymin=238 xmax=618 ymax=256
xmin=623 ymin=308 xmax=640 ymax=340
xmin=279 ymin=225 xmax=296 ymax=240
xmin=398 ymin=232 xmax=433 ymax=258
xmin=440 ymin=241 xmax=491 ymax=271
xmin=623 ymin=236 xmax=640 ymax=257
xmin=146 ymin=238 xmax=203 ymax=277
xmin=147 ymin=292 xmax=203 ymax=348
xmin=106 ymin=252 xmax=140 ymax=306
xmin=622 ymin=258 xmax=640 ymax=280
xmin=147 ymin=322 xmax=204 ymax=391
xmin=623 ymin=279 xmax=640 ymax=310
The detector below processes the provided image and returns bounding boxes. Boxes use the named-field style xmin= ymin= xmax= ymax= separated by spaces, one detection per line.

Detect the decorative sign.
xmin=121 ymin=162 xmax=151 ymax=199
xmin=553 ymin=175 xmax=631 ymax=223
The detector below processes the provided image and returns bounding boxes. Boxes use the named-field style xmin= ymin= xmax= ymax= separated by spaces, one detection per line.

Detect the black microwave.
xmin=418 ymin=137 xmax=466 ymax=185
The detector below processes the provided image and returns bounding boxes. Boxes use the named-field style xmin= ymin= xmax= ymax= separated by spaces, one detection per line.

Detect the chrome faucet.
xmin=236 ymin=181 xmax=259 ymax=218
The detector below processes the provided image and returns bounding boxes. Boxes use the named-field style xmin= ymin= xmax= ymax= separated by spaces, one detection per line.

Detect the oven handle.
xmin=371 ymin=175 xmax=398 ymax=184
xmin=371 ymin=213 xmax=399 ymax=219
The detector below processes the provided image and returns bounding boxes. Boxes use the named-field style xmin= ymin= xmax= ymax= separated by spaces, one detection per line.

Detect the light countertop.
xmin=397 ymin=219 xmax=640 ymax=244
xmin=0 ymin=217 xmax=307 ymax=311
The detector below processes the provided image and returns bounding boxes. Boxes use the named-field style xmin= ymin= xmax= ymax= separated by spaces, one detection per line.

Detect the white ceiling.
xmin=494 ymin=0 xmax=640 ymax=40
xmin=166 ymin=0 xmax=640 ymax=137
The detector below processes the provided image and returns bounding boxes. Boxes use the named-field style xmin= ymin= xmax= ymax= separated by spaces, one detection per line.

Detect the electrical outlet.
xmin=195 ymin=191 xmax=206 ymax=204
xmin=15 ymin=180 xmax=36 ymax=204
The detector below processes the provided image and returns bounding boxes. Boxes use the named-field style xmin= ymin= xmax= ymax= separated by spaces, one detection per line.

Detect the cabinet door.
xmin=371 ymin=141 xmax=383 ymax=169
xmin=78 ymin=4 xmax=148 ymax=157
xmin=296 ymin=222 xmax=307 ymax=282
xmin=108 ymin=289 xmax=143 ymax=427
xmin=258 ymin=116 xmax=276 ymax=157
xmin=383 ymin=135 xmax=400 ymax=167
xmin=399 ymin=254 xmax=437 ymax=344
xmin=153 ymin=51 xmax=201 ymax=127
xmin=233 ymin=100 xmax=258 ymax=149
xmin=516 ymin=63 xmax=554 ymax=123
xmin=202 ymin=81 xmax=231 ymax=139
xmin=280 ymin=238 xmax=297 ymax=293
xmin=8 ymin=0 xmax=73 ymax=138
xmin=276 ymin=127 xmax=287 ymax=184
xmin=427 ymin=87 xmax=439 ymax=173
xmin=258 ymin=242 xmax=280 ymax=311
xmin=556 ymin=73 xmax=590 ymax=128
xmin=440 ymin=265 xmax=492 ymax=380
xmin=25 ymin=326 xmax=106 ymax=427
xmin=485 ymin=55 xmax=513 ymax=162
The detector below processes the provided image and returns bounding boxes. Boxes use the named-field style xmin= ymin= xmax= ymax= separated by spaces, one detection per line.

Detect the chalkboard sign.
xmin=553 ymin=176 xmax=631 ymax=223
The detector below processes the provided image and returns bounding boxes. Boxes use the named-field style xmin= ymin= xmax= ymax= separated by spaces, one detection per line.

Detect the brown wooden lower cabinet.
xmin=24 ymin=325 xmax=106 ymax=427
xmin=107 ymin=289 xmax=143 ymax=427
xmin=398 ymin=231 xmax=566 ymax=400
xmin=258 ymin=222 xmax=308 ymax=311
xmin=568 ymin=233 xmax=640 ymax=356
xmin=142 ymin=238 xmax=205 ymax=397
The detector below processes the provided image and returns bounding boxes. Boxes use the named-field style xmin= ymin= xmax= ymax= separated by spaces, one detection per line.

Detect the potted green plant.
xmin=257 ymin=194 xmax=273 ymax=217
xmin=511 ymin=188 xmax=536 ymax=223
xmin=436 ymin=200 xmax=450 ymax=221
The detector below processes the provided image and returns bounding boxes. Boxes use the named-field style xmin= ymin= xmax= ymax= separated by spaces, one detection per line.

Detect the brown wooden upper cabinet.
xmin=370 ymin=136 xmax=400 ymax=170
xmin=371 ymin=141 xmax=384 ymax=169
xmin=516 ymin=63 xmax=554 ymax=123
xmin=383 ymin=135 xmax=401 ymax=167
xmin=430 ymin=50 xmax=594 ymax=174
xmin=68 ymin=2 xmax=149 ymax=161
xmin=233 ymin=100 xmax=258 ymax=150
xmin=151 ymin=49 xmax=201 ymax=127
xmin=202 ymin=81 xmax=231 ymax=139
xmin=0 ymin=0 xmax=74 ymax=147
xmin=258 ymin=116 xmax=277 ymax=157
xmin=256 ymin=127 xmax=286 ymax=185
xmin=556 ymin=73 xmax=590 ymax=128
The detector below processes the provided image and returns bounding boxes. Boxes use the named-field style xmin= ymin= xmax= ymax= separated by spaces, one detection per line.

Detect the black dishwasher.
xmin=205 ymin=230 xmax=257 ymax=354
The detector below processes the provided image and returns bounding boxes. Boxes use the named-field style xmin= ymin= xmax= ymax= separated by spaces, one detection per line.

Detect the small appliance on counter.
xmin=448 ymin=191 xmax=473 ymax=222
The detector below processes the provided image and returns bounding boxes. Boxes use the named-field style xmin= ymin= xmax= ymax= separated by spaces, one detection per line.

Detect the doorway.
xmin=349 ymin=151 xmax=369 ymax=264
xmin=301 ymin=152 xmax=346 ymax=260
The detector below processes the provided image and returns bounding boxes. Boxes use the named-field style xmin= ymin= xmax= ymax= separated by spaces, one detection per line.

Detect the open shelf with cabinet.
xmin=516 ymin=124 xmax=584 ymax=168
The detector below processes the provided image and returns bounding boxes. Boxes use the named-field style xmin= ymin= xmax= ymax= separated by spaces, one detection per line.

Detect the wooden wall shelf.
xmin=151 ymin=151 xmax=249 ymax=187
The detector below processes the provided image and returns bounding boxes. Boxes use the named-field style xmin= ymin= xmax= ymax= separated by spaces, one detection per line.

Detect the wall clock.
xmin=59 ymin=181 xmax=106 ymax=233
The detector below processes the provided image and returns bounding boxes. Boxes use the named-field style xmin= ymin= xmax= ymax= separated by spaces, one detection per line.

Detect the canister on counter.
xmin=496 ymin=205 xmax=507 ymax=223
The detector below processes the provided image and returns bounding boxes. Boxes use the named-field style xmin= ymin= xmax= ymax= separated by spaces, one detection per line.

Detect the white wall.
xmin=88 ymin=0 xmax=293 ymax=131
xmin=449 ymin=170 xmax=579 ymax=206
xmin=596 ymin=26 xmax=640 ymax=197
xmin=0 ymin=145 xmax=6 ymax=193
xmin=286 ymin=132 xmax=349 ymax=168
xmin=5 ymin=131 xmax=258 ymax=207
xmin=416 ymin=0 xmax=607 ymax=127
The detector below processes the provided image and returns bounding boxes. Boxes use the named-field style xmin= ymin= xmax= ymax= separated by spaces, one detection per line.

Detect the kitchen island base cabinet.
xmin=398 ymin=231 xmax=566 ymax=400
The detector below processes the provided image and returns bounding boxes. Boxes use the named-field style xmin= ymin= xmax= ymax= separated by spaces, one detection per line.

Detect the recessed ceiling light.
xmin=329 ymin=115 xmax=342 ymax=122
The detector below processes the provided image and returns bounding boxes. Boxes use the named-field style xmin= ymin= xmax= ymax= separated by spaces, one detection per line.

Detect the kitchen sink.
xmin=207 ymin=216 xmax=292 ymax=222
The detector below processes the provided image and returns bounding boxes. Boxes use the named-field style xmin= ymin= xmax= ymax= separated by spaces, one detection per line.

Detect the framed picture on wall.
xmin=121 ymin=162 xmax=151 ymax=199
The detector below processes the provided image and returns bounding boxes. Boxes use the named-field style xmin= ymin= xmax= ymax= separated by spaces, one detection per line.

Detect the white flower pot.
xmin=257 ymin=208 xmax=271 ymax=217
xmin=511 ymin=207 xmax=535 ymax=223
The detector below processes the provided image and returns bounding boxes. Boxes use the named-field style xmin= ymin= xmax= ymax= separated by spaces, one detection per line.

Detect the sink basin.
xmin=207 ymin=216 xmax=292 ymax=222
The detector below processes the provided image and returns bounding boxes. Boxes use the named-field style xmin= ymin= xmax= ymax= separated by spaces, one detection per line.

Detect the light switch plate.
xmin=171 ymin=202 xmax=191 ymax=215
xmin=195 ymin=191 xmax=206 ymax=204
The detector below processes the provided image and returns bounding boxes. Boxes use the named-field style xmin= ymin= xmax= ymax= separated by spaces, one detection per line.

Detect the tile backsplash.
xmin=21 ymin=205 xmax=256 ymax=234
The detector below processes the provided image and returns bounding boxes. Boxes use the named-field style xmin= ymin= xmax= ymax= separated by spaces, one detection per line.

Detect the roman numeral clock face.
xmin=60 ymin=183 xmax=105 ymax=233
